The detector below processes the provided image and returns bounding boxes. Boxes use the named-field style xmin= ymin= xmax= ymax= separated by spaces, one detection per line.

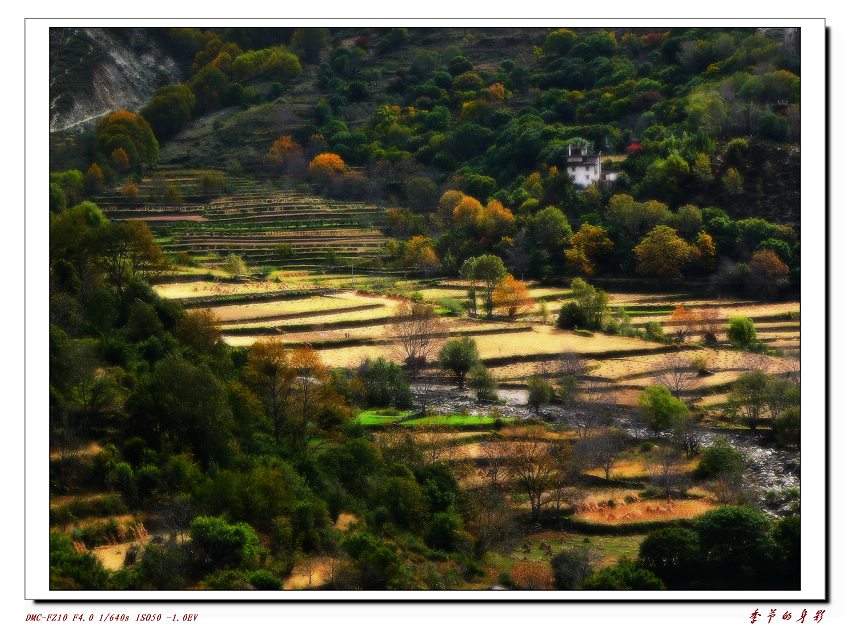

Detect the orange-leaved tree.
xmin=452 ymin=195 xmax=484 ymax=227
xmin=667 ymin=305 xmax=699 ymax=342
xmin=493 ymin=275 xmax=533 ymax=320
xmin=266 ymin=135 xmax=306 ymax=176
xmin=479 ymin=200 xmax=514 ymax=244
xmin=308 ymin=152 xmax=346 ymax=183
xmin=84 ymin=163 xmax=105 ymax=194
xmin=110 ymin=148 xmax=131 ymax=173
xmin=747 ymin=248 xmax=790 ymax=298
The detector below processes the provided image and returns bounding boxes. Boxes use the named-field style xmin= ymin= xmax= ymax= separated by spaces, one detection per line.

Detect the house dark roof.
xmin=566 ymin=153 xmax=601 ymax=167
xmin=565 ymin=145 xmax=601 ymax=167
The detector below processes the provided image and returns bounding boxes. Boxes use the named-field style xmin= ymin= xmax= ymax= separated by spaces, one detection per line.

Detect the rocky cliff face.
xmin=49 ymin=27 xmax=182 ymax=132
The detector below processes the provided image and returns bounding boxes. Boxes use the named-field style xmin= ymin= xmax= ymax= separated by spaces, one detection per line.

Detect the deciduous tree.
xmin=438 ymin=336 xmax=480 ymax=389
xmin=564 ymin=223 xmax=614 ymax=275
xmin=244 ymin=339 xmax=296 ymax=443
xmin=506 ymin=432 xmax=561 ymax=522
xmin=747 ymin=248 xmax=789 ymax=298
xmin=492 ymin=275 xmax=533 ymax=320
xmin=459 ymin=255 xmax=507 ymax=318
xmin=633 ymin=225 xmax=692 ymax=279
xmin=638 ymin=385 xmax=690 ymax=433
xmin=308 ymin=153 xmax=346 ymax=184
xmin=94 ymin=110 xmax=159 ymax=170
xmin=386 ymin=301 xmax=445 ymax=376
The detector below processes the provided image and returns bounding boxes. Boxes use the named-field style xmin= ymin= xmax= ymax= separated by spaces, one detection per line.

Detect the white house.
xmin=565 ymin=143 xmax=619 ymax=188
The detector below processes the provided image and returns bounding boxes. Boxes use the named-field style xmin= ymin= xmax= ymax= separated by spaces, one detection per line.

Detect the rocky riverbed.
xmin=411 ymin=382 xmax=802 ymax=516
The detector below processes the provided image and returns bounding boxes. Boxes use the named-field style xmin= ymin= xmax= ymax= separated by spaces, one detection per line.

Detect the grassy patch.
xmin=355 ymin=409 xmax=514 ymax=427
xmin=488 ymin=531 xmax=647 ymax=574
xmin=355 ymin=409 xmax=413 ymax=426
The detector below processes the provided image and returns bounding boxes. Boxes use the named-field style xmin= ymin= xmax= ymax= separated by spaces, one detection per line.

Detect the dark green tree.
xmin=438 ymin=337 xmax=480 ymax=389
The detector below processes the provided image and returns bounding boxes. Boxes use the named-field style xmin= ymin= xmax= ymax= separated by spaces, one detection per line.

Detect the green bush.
xmin=49 ymin=531 xmax=110 ymax=590
xmin=638 ymin=386 xmax=689 ymax=432
xmin=467 ymin=364 xmax=498 ymax=402
xmin=695 ymin=437 xmax=746 ymax=480
xmin=774 ymin=406 xmax=801 ymax=448
xmin=436 ymin=297 xmax=465 ymax=316
xmin=727 ymin=317 xmax=758 ymax=350
xmin=353 ymin=357 xmax=413 ymax=409
xmin=557 ymin=301 xmax=584 ymax=329
xmin=527 ymin=375 xmax=554 ymax=412
xmin=248 ymin=569 xmax=283 ymax=590
xmin=189 ymin=516 xmax=263 ymax=570
xmin=583 ymin=558 xmax=665 ymax=590
xmin=644 ymin=321 xmax=665 ymax=341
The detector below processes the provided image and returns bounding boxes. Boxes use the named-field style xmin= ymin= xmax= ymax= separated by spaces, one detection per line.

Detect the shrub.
xmin=353 ymin=357 xmax=412 ymax=409
xmin=425 ymin=511 xmax=465 ymax=552
xmin=695 ymin=437 xmax=746 ymax=481
xmin=583 ymin=558 xmax=665 ymax=590
xmin=248 ymin=569 xmax=283 ymax=590
xmin=638 ymin=386 xmax=689 ymax=432
xmin=527 ymin=375 xmax=554 ymax=413
xmin=690 ymin=354 xmax=709 ymax=374
xmin=774 ymin=406 xmax=801 ymax=448
xmin=644 ymin=321 xmax=665 ymax=340
xmin=551 ymin=547 xmax=596 ymax=590
xmin=467 ymin=364 xmax=498 ymax=402
xmin=496 ymin=571 xmax=514 ymax=589
xmin=189 ymin=516 xmax=262 ymax=570
xmin=727 ymin=317 xmax=758 ymax=350
xmin=557 ymin=301 xmax=584 ymax=329
xmin=437 ymin=297 xmax=465 ymax=316
xmin=49 ymin=531 xmax=110 ymax=590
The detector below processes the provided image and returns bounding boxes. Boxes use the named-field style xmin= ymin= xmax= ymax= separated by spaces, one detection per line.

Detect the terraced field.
xmin=156 ymin=271 xmax=799 ymax=413
xmin=118 ymin=171 xmax=799 ymax=414
xmin=96 ymin=169 xmax=389 ymax=271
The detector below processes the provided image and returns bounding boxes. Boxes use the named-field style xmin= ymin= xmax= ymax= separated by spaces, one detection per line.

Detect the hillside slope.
xmin=49 ymin=27 xmax=182 ymax=132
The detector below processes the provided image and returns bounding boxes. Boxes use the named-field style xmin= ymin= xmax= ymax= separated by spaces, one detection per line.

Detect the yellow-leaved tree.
xmin=564 ymin=223 xmax=614 ymax=275
xmin=308 ymin=152 xmax=346 ymax=184
xmin=493 ymin=275 xmax=533 ymax=320
xmin=633 ymin=225 xmax=692 ymax=279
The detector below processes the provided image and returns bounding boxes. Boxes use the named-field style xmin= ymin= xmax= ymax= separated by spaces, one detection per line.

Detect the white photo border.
xmin=25 ymin=16 xmax=828 ymax=602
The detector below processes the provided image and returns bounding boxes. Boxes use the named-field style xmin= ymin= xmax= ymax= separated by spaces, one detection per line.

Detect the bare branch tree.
xmin=656 ymin=352 xmax=697 ymax=401
xmin=556 ymin=350 xmax=588 ymax=405
xmin=412 ymin=367 xmax=439 ymax=414
xmin=461 ymin=487 xmax=518 ymax=558
xmin=319 ymin=548 xmax=341 ymax=589
xmin=695 ymin=306 xmax=723 ymax=345
xmin=477 ymin=434 xmax=510 ymax=491
xmin=573 ymin=428 xmax=626 ymax=481
xmin=506 ymin=432 xmax=562 ymax=522
xmin=417 ymin=424 xmax=464 ymax=468
xmin=386 ymin=301 xmax=446 ymax=377
xmin=574 ymin=377 xmax=617 ymax=438
xmin=646 ymin=445 xmax=685 ymax=498
xmin=673 ymin=415 xmax=702 ymax=459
